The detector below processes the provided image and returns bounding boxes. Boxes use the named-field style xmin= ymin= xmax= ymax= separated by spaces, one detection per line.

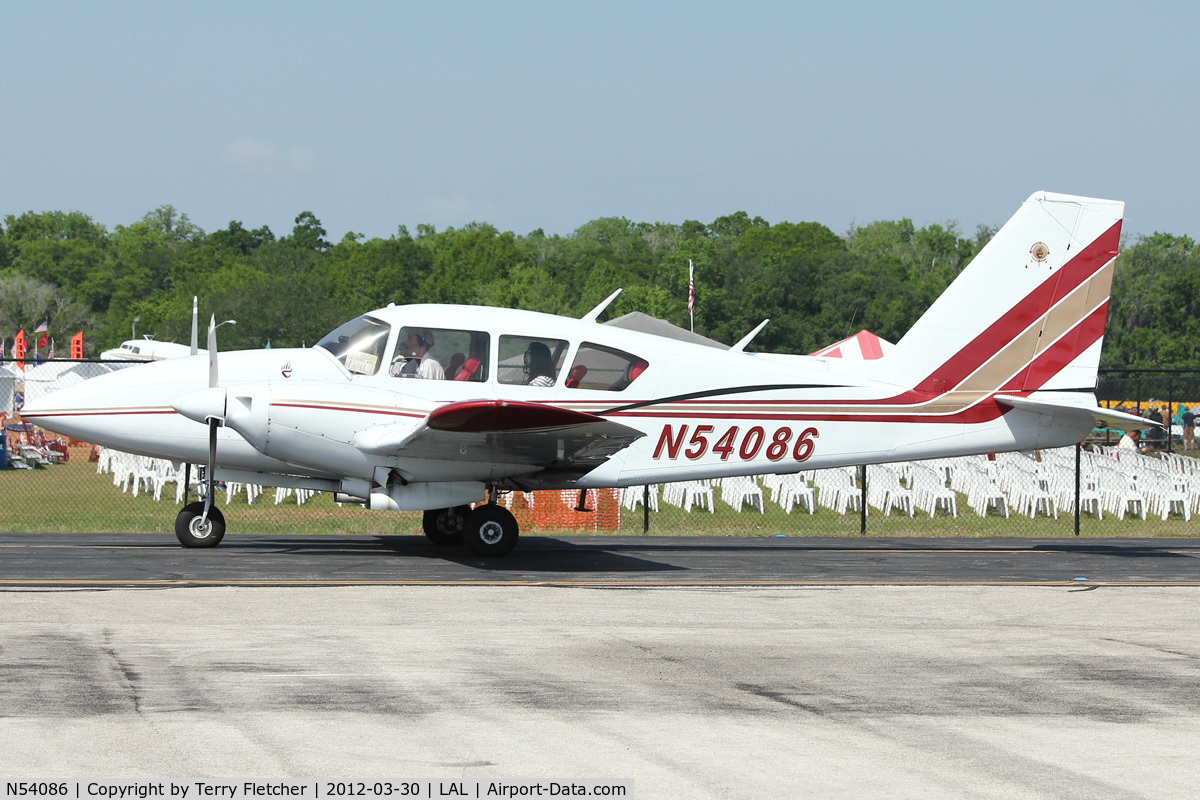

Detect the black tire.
xmin=175 ymin=501 xmax=226 ymax=548
xmin=422 ymin=505 xmax=470 ymax=545
xmin=462 ymin=504 xmax=519 ymax=557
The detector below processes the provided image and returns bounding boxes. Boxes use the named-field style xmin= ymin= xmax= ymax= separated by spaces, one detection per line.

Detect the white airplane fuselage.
xmin=27 ymin=301 xmax=1094 ymax=491
xmin=21 ymin=192 xmax=1141 ymax=554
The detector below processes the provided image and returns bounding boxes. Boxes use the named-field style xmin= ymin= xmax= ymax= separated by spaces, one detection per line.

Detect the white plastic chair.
xmin=720 ymin=476 xmax=764 ymax=513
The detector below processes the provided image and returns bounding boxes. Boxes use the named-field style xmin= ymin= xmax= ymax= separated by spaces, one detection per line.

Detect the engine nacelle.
xmin=220 ymin=381 xmax=424 ymax=480
xmin=367 ymin=481 xmax=486 ymax=511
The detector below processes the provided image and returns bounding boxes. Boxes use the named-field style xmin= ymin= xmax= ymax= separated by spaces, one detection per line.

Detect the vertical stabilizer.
xmin=885 ymin=192 xmax=1123 ymax=396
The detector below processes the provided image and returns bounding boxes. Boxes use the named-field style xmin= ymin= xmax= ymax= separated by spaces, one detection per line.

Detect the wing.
xmin=354 ymin=399 xmax=645 ymax=480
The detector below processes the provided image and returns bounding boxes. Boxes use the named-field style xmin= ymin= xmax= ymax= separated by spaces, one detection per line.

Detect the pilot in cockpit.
xmin=392 ymin=329 xmax=445 ymax=379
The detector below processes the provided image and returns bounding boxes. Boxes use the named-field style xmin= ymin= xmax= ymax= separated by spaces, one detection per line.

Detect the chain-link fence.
xmin=1095 ymin=369 xmax=1200 ymax=455
xmin=3 ymin=362 xmax=1198 ymax=538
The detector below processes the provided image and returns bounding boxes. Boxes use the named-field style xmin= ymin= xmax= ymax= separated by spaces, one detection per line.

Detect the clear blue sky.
xmin=3 ymin=1 xmax=1196 ymax=242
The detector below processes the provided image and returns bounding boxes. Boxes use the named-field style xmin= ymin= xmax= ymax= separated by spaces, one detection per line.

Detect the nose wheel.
xmin=462 ymin=504 xmax=519 ymax=557
xmin=175 ymin=501 xmax=226 ymax=548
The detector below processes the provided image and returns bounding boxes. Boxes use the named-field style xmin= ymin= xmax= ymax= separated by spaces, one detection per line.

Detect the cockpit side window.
xmin=389 ymin=327 xmax=490 ymax=381
xmin=498 ymin=335 xmax=568 ymax=386
xmin=566 ymin=343 xmax=648 ymax=391
xmin=316 ymin=315 xmax=391 ymax=375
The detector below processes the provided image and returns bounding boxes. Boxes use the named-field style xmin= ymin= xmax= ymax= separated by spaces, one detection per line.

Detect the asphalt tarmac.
xmin=2 ymin=533 xmax=1198 ymax=798
xmin=1 ymin=532 xmax=1199 ymax=586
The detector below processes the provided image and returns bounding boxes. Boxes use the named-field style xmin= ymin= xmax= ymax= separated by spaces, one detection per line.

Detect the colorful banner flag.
xmin=14 ymin=330 xmax=27 ymax=371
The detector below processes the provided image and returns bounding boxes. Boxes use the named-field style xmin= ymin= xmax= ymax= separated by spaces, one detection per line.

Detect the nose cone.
xmin=18 ymin=357 xmax=206 ymax=450
xmin=20 ymin=368 xmax=177 ymax=445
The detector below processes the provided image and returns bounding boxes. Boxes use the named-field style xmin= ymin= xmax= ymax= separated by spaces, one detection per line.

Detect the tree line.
xmin=0 ymin=205 xmax=1195 ymax=370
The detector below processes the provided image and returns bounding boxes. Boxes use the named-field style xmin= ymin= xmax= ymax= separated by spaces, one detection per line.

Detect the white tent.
xmin=20 ymin=361 xmax=125 ymax=405
xmin=0 ymin=365 xmax=17 ymax=415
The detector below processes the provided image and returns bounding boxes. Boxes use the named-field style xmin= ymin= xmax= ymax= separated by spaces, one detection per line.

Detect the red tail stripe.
xmin=1000 ymin=301 xmax=1109 ymax=393
xmin=911 ymin=220 xmax=1121 ymax=394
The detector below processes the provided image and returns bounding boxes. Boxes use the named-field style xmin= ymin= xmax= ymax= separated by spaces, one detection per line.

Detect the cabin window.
xmin=498 ymin=335 xmax=569 ymax=386
xmin=390 ymin=327 xmax=489 ymax=381
xmin=565 ymin=343 xmax=648 ymax=391
xmin=316 ymin=315 xmax=391 ymax=375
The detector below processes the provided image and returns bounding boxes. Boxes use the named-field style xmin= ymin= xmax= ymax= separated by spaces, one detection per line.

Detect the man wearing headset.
xmin=395 ymin=329 xmax=445 ymax=379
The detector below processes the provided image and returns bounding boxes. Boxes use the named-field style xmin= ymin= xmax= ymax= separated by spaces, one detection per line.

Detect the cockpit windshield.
xmin=316 ymin=315 xmax=391 ymax=375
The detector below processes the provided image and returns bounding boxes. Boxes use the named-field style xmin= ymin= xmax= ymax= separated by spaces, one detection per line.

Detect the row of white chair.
xmin=97 ymin=448 xmax=314 ymax=505
xmin=97 ymin=444 xmax=1199 ymax=522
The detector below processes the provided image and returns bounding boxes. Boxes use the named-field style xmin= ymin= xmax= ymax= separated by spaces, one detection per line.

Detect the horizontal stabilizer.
xmin=995 ymin=394 xmax=1159 ymax=431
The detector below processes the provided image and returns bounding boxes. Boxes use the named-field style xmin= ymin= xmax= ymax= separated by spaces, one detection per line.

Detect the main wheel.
xmin=422 ymin=505 xmax=470 ymax=545
xmin=175 ymin=501 xmax=226 ymax=548
xmin=462 ymin=504 xmax=519 ymax=557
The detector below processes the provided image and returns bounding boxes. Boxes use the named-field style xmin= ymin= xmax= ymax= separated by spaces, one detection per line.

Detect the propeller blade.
xmin=190 ymin=296 xmax=198 ymax=356
xmin=207 ymin=315 xmax=218 ymax=388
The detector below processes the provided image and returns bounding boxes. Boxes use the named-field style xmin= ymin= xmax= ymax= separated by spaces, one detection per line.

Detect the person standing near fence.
xmin=1184 ymin=406 xmax=1197 ymax=452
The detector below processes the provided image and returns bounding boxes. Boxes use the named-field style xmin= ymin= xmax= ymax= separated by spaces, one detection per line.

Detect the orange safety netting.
xmin=502 ymin=488 xmax=621 ymax=531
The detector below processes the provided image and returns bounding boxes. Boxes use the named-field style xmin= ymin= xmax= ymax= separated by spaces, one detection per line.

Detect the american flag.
xmin=687 ymin=260 xmax=695 ymax=332
xmin=35 ymin=321 xmax=49 ymax=349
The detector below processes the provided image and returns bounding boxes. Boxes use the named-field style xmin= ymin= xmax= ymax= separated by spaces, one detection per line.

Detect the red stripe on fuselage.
xmin=271 ymin=402 xmax=424 ymax=418
xmin=21 ymin=409 xmax=177 ymax=418
xmin=606 ymin=305 xmax=1109 ymax=425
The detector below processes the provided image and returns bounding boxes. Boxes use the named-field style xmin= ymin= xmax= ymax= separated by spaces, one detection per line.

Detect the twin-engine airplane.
xmin=23 ymin=191 xmax=1148 ymax=556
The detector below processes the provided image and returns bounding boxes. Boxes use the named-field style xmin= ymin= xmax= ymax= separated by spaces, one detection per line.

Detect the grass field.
xmin=1 ymin=450 xmax=1196 ymax=539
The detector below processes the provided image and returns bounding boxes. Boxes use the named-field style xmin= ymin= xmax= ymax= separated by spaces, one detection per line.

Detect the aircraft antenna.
xmin=582 ymin=288 xmax=622 ymax=322
xmin=730 ymin=319 xmax=770 ymax=353
xmin=190 ymin=297 xmax=199 ymax=356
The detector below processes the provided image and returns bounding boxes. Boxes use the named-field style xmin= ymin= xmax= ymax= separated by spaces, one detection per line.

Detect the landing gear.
xmin=461 ymin=503 xmax=519 ymax=557
xmin=175 ymin=501 xmax=226 ymax=548
xmin=422 ymin=505 xmax=471 ymax=545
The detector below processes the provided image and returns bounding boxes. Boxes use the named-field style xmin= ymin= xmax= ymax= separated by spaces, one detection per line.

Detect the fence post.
xmin=1074 ymin=443 xmax=1081 ymax=537
xmin=1168 ymin=376 xmax=1174 ymax=455
xmin=860 ymin=464 xmax=867 ymax=536
xmin=643 ymin=485 xmax=650 ymax=534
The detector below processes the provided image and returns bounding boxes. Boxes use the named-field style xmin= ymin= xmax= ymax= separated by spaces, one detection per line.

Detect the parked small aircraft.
xmin=23 ymin=192 xmax=1149 ymax=556
xmin=100 ymin=338 xmax=207 ymax=361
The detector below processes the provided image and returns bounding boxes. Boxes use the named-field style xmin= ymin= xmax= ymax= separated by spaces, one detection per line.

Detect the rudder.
xmin=885 ymin=191 xmax=1123 ymax=397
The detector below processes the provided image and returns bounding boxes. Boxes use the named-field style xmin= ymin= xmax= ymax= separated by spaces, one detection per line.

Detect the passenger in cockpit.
xmin=525 ymin=342 xmax=556 ymax=387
